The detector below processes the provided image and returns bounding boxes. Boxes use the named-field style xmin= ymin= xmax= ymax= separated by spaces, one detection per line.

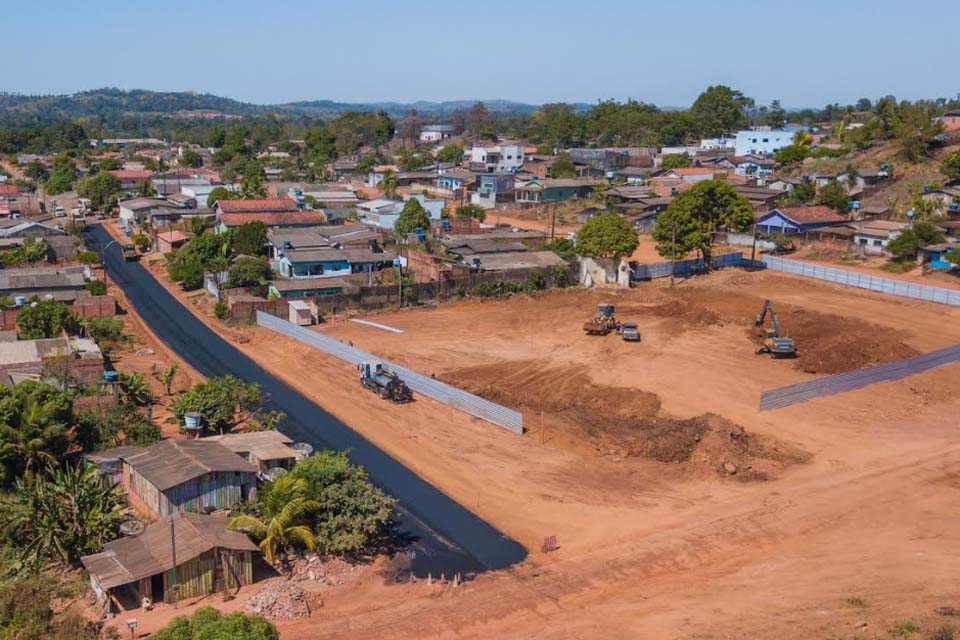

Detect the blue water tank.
xmin=103 ymin=370 xmax=119 ymax=383
xmin=13 ymin=296 xmax=26 ymax=306
xmin=184 ymin=412 xmax=202 ymax=430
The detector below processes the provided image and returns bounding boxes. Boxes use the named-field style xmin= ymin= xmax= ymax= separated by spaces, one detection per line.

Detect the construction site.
xmin=208 ymin=266 xmax=960 ymax=638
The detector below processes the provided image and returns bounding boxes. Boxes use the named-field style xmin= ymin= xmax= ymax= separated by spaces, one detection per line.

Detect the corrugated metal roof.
xmin=81 ymin=512 xmax=258 ymax=590
xmin=123 ymin=439 xmax=258 ymax=491
xmin=205 ymin=431 xmax=297 ymax=462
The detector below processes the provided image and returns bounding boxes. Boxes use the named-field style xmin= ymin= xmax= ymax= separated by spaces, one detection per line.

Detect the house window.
xmin=873 ymin=240 xmax=883 ymax=247
xmin=762 ymin=138 xmax=769 ymax=143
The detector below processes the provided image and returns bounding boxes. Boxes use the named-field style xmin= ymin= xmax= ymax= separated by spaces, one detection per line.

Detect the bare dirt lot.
xmin=147 ymin=261 xmax=960 ymax=639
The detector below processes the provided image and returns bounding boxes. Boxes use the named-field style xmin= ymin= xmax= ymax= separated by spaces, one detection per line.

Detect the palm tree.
xmin=228 ymin=475 xmax=319 ymax=565
xmin=380 ymin=170 xmax=398 ymax=198
xmin=118 ymin=372 xmax=151 ymax=406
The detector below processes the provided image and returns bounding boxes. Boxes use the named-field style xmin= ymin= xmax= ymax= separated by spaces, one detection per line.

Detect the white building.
xmin=851 ymin=220 xmax=906 ymax=256
xmin=468 ymin=143 xmax=525 ymax=173
xmin=419 ymin=125 xmax=456 ymax=144
xmin=734 ymin=129 xmax=800 ymax=157
xmin=699 ymin=137 xmax=736 ymax=151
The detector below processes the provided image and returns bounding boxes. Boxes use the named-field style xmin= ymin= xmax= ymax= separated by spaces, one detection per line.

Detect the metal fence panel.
xmin=632 ymin=253 xmax=744 ymax=280
xmin=762 ymin=256 xmax=960 ymax=307
xmin=256 ymin=312 xmax=524 ymax=434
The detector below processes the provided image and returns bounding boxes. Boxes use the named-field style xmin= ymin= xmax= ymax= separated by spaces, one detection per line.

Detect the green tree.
xmin=206 ymin=186 xmax=234 ymax=208
xmin=151 ymin=607 xmax=279 ymax=640
xmin=941 ymin=150 xmax=960 ymax=182
xmin=661 ymin=153 xmax=690 ymax=170
xmin=0 ymin=382 xmax=73 ymax=484
xmin=1 ymin=464 xmax=125 ymax=566
xmin=790 ymin=180 xmax=817 ymax=204
xmin=455 ymin=204 xmax=486 ymax=222
xmin=394 ymin=198 xmax=430 ymax=235
xmin=887 ymin=221 xmax=945 ymax=259
xmin=82 ymin=317 xmax=123 ymax=342
xmin=549 ymin=156 xmax=577 ymax=178
xmin=689 ymin=85 xmax=750 ymax=136
xmin=1 ymin=237 xmax=48 ymax=265
xmin=76 ymin=171 xmax=123 ymax=209
xmin=229 ymin=474 xmax=320 ymax=564
xmin=817 ymin=180 xmax=849 ymax=214
xmin=436 ymin=144 xmax=464 ymax=164
xmin=227 ymin=256 xmax=272 ymax=287
xmin=379 ymin=169 xmax=399 ymax=197
xmin=653 ymin=179 xmax=754 ymax=262
xmin=76 ymin=404 xmax=160 ymax=450
xmin=24 ymin=160 xmax=49 ymax=182
xmin=97 ymin=157 xmax=122 ymax=171
xmin=159 ymin=363 xmax=180 ymax=396
xmin=774 ymin=144 xmax=809 ymax=164
xmin=118 ymin=372 xmax=151 ymax=406
xmin=16 ymin=299 xmax=78 ymax=339
xmin=171 ymin=375 xmax=262 ymax=435
xmin=287 ymin=451 xmax=395 ymax=555
xmin=575 ymin=212 xmax=639 ymax=260
xmin=528 ymin=103 xmax=585 ymax=147
xmin=229 ymin=220 xmax=267 ymax=256
xmin=765 ymin=99 xmax=786 ymax=127
xmin=240 ymin=160 xmax=268 ymax=199
xmin=180 ymin=149 xmax=204 ymax=168
xmin=894 ymin=102 xmax=944 ymax=162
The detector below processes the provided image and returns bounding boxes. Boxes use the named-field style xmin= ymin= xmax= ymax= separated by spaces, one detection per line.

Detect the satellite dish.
xmin=267 ymin=467 xmax=288 ymax=480
xmin=120 ymin=520 xmax=145 ymax=537
xmin=291 ymin=442 xmax=314 ymax=457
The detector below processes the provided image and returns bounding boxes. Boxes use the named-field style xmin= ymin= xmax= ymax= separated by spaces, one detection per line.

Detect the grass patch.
xmin=891 ymin=619 xmax=920 ymax=637
xmin=845 ymin=596 xmax=867 ymax=607
xmin=881 ymin=260 xmax=916 ymax=274
xmin=930 ymin=625 xmax=956 ymax=640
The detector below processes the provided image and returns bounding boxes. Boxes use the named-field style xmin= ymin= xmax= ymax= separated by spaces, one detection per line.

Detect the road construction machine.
xmin=754 ymin=300 xmax=797 ymax=358
xmin=121 ymin=243 xmax=139 ymax=262
xmin=358 ymin=362 xmax=414 ymax=403
xmin=583 ymin=304 xmax=617 ymax=336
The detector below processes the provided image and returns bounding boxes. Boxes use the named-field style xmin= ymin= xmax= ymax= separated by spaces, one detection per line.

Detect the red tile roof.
xmin=777 ymin=206 xmax=847 ymax=225
xmin=157 ymin=230 xmax=190 ymax=243
xmin=671 ymin=168 xmax=714 ymax=176
xmin=219 ymin=212 xmax=326 ymax=227
xmin=0 ymin=185 xmax=18 ymax=195
xmin=216 ymin=198 xmax=297 ymax=213
xmin=109 ymin=170 xmax=154 ymax=180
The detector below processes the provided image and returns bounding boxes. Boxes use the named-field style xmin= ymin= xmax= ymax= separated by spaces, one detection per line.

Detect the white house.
xmin=851 ymin=220 xmax=907 ymax=256
xmin=699 ymin=137 xmax=736 ymax=151
xmin=468 ymin=143 xmax=524 ymax=173
xmin=420 ymin=125 xmax=456 ymax=144
xmin=734 ymin=128 xmax=802 ymax=157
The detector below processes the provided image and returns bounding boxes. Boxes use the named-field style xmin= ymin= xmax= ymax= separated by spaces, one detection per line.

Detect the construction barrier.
xmin=256 ymin=311 xmax=524 ymax=435
xmin=631 ymin=252 xmax=744 ymax=280
xmin=762 ymin=256 xmax=960 ymax=307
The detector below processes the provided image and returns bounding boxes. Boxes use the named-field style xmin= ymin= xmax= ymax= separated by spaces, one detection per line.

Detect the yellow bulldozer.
xmin=583 ymin=304 xmax=617 ymax=336
xmin=754 ymin=300 xmax=797 ymax=358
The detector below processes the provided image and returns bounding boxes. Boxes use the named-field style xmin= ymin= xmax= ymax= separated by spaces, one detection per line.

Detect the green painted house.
xmin=515 ymin=178 xmax=598 ymax=205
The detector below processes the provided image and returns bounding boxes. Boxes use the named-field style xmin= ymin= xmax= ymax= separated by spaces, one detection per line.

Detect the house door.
xmin=213 ymin=550 xmax=226 ymax=592
xmin=150 ymin=573 xmax=165 ymax=603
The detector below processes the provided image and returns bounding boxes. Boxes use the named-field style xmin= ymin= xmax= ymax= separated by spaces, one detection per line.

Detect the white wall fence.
xmin=762 ymin=256 xmax=960 ymax=307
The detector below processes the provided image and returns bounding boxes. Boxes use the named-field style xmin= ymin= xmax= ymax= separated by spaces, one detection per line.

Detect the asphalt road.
xmin=82 ymin=224 xmax=527 ymax=576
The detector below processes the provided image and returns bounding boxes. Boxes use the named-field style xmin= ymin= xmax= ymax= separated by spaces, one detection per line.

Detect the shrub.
xmin=214 ymin=300 xmax=229 ymax=320
xmin=83 ymin=317 xmax=123 ymax=342
xmin=77 ymin=250 xmax=100 ymax=264
xmin=84 ymin=280 xmax=107 ymax=296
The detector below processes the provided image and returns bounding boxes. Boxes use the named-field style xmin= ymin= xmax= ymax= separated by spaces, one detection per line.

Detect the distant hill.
xmin=0 ymin=89 xmax=567 ymax=127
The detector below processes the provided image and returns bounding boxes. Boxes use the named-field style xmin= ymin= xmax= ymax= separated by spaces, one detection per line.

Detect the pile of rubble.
xmin=244 ymin=581 xmax=310 ymax=620
xmin=290 ymin=554 xmax=360 ymax=587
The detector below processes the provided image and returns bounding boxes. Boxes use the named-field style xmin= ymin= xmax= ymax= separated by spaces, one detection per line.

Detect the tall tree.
xmin=689 ymin=85 xmax=750 ymax=137
xmin=575 ymin=212 xmax=639 ymax=260
xmin=394 ymin=198 xmax=430 ymax=235
xmin=653 ymin=180 xmax=754 ymax=263
xmin=76 ymin=171 xmax=123 ymax=209
xmin=228 ymin=474 xmax=320 ymax=564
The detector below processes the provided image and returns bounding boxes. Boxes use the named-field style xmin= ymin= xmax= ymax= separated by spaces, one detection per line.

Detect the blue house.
xmin=437 ymin=170 xmax=477 ymax=192
xmin=919 ymin=243 xmax=957 ymax=270
xmin=755 ymin=206 xmax=847 ymax=235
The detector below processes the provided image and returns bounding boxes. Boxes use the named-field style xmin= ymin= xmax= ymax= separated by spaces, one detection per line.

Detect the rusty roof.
xmin=81 ymin=512 xmax=258 ymax=590
xmin=775 ymin=206 xmax=847 ymax=225
xmin=122 ymin=439 xmax=257 ymax=491
xmin=216 ymin=198 xmax=298 ymax=213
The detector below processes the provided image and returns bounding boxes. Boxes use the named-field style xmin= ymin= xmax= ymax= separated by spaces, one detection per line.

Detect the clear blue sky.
xmin=2 ymin=0 xmax=957 ymax=108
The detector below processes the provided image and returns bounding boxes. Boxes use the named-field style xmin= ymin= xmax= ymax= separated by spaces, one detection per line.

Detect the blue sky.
xmin=2 ymin=0 xmax=957 ymax=108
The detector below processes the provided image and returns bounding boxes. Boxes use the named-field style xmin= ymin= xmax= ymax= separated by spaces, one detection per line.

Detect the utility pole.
xmin=670 ymin=225 xmax=677 ymax=288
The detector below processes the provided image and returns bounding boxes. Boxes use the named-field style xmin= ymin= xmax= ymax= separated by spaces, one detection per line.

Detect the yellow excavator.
xmin=583 ymin=304 xmax=617 ymax=336
xmin=754 ymin=300 xmax=797 ymax=358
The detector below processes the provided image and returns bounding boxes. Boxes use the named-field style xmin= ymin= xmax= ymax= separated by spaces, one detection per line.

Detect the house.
xmin=287 ymin=185 xmax=359 ymax=208
xmin=156 ymin=230 xmax=191 ymax=254
xmin=755 ymin=206 xmax=848 ymax=235
xmin=514 ymin=178 xmax=597 ymax=205
xmin=81 ymin=512 xmax=258 ymax=608
xmin=119 ymin=198 xmax=185 ymax=230
xmin=849 ymin=220 xmax=907 ymax=255
xmin=151 ymin=178 xmax=212 ymax=197
xmin=267 ymin=276 xmax=358 ymax=299
xmin=734 ymin=128 xmax=806 ymax=156
xmin=662 ymin=167 xmax=715 ymax=183
xmin=568 ymin=148 xmax=628 ymax=173
xmin=699 ymin=137 xmax=736 ymax=151
xmin=217 ymin=211 xmax=326 ymax=232
xmin=733 ymin=156 xmax=777 ymax=178
xmin=205 ymin=431 xmax=305 ymax=474
xmin=404 ymin=193 xmax=444 ymax=220
xmin=420 ymin=124 xmax=457 ymax=143
xmin=733 ymin=185 xmax=783 ymax=211
xmin=273 ymin=245 xmax=396 ymax=279
xmin=936 ymin=111 xmax=960 ymax=131
xmin=613 ymin=166 xmax=649 ymax=184
xmin=919 ymin=243 xmax=957 ymax=269
xmin=471 ymin=173 xmax=516 ymax=208
xmin=0 ymin=221 xmax=74 ymax=261
xmin=354 ymin=198 xmax=403 ymax=229
xmin=120 ymin=439 xmax=259 ymax=518
xmin=0 ymin=265 xmax=89 ymax=302
xmin=767 ymin=177 xmax=803 ymax=192
xmin=461 ymin=251 xmax=567 ymax=272
xmin=468 ymin=143 xmax=525 ymax=173
xmin=921 ymin=184 xmax=960 ymax=214
xmin=437 ymin=169 xmax=477 ymax=193
xmin=214 ymin=198 xmax=298 ymax=217
xmin=109 ymin=170 xmax=155 ymax=192
xmin=0 ymin=335 xmax=103 ymax=387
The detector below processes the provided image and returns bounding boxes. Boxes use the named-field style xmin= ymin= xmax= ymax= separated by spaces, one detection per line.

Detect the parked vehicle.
xmin=621 ymin=322 xmax=641 ymax=342
xmin=121 ymin=243 xmax=139 ymax=261
xmin=358 ymin=362 xmax=413 ymax=403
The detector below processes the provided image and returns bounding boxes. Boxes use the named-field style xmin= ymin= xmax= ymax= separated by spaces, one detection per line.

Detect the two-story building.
xmin=471 ymin=173 xmax=516 ymax=208
xmin=734 ymin=128 xmax=804 ymax=157
xmin=468 ymin=143 xmax=525 ymax=173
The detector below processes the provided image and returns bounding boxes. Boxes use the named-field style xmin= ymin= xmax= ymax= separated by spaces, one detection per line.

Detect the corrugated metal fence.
xmin=631 ymin=252 xmax=744 ymax=280
xmin=762 ymin=256 xmax=960 ymax=307
xmin=256 ymin=311 xmax=524 ymax=435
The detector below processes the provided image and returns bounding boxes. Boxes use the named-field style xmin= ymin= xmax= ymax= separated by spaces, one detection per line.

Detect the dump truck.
xmin=754 ymin=299 xmax=797 ymax=358
xmin=621 ymin=322 xmax=641 ymax=342
xmin=358 ymin=362 xmax=413 ymax=403
xmin=583 ymin=303 xmax=617 ymax=335
xmin=121 ymin=243 xmax=139 ymax=262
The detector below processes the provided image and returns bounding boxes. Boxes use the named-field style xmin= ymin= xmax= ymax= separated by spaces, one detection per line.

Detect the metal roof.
xmin=81 ymin=512 xmax=258 ymax=590
xmin=122 ymin=439 xmax=258 ymax=491
xmin=205 ymin=431 xmax=298 ymax=462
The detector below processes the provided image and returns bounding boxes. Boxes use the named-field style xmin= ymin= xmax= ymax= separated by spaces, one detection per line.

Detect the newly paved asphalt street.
xmin=83 ymin=224 xmax=526 ymax=576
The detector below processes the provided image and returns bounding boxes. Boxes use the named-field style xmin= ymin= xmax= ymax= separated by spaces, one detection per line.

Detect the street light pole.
xmin=670 ymin=225 xmax=676 ymax=288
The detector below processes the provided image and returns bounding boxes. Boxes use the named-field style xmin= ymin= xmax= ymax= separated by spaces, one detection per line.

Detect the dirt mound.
xmin=245 ymin=581 xmax=313 ymax=620
xmin=442 ymin=361 xmax=808 ymax=481
xmin=646 ymin=299 xmax=722 ymax=331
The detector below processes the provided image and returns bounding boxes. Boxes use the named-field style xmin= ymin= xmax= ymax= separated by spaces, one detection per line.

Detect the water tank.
xmin=183 ymin=412 xmax=202 ymax=430
xmin=103 ymin=370 xmax=119 ymax=383
xmin=13 ymin=296 xmax=26 ymax=306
